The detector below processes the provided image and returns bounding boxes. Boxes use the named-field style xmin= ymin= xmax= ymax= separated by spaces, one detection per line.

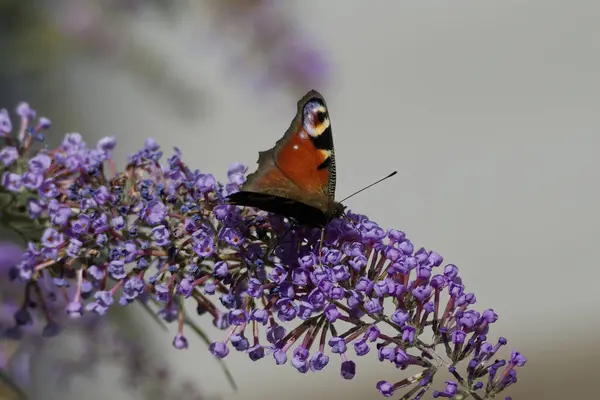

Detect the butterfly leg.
xmin=266 ymin=223 xmax=296 ymax=258
xmin=342 ymin=214 xmax=360 ymax=234
xmin=317 ymin=227 xmax=325 ymax=265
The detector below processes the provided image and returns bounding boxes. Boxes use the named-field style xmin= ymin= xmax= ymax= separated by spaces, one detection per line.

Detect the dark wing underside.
xmin=227 ymin=191 xmax=328 ymax=227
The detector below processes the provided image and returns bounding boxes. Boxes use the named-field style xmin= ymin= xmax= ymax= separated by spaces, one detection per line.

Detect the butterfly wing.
xmin=228 ymin=90 xmax=337 ymax=224
xmin=273 ymin=90 xmax=336 ymax=201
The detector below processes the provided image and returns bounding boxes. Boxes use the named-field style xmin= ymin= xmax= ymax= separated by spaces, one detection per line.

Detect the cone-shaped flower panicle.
xmin=0 ymin=103 xmax=526 ymax=399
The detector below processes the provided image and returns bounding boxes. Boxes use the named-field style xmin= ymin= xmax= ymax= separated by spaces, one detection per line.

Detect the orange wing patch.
xmin=275 ymin=128 xmax=329 ymax=195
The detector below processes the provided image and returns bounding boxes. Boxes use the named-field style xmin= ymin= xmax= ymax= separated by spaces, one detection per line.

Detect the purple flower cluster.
xmin=0 ymin=102 xmax=526 ymax=399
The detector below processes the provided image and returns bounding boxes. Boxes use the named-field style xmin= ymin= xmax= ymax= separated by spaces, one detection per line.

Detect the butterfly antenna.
xmin=339 ymin=171 xmax=398 ymax=204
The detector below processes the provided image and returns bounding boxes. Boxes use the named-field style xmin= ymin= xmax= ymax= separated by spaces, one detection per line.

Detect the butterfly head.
xmin=328 ymin=200 xmax=346 ymax=221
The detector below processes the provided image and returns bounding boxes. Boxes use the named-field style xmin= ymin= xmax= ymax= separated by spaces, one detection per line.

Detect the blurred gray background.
xmin=2 ymin=1 xmax=599 ymax=399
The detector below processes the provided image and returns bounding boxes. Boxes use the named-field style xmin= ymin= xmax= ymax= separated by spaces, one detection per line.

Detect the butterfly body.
xmin=227 ymin=90 xmax=345 ymax=227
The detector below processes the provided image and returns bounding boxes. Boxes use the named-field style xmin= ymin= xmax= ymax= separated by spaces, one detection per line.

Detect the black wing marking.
xmin=227 ymin=191 xmax=328 ymax=227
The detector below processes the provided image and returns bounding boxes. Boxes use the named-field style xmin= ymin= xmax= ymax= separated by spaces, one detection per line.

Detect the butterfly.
xmin=227 ymin=90 xmax=346 ymax=228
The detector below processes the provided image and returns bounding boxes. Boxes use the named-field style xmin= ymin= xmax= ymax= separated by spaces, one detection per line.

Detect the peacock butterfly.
xmin=227 ymin=90 xmax=345 ymax=227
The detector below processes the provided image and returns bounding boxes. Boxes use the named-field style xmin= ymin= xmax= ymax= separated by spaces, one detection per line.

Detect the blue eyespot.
xmin=302 ymin=100 xmax=329 ymax=138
